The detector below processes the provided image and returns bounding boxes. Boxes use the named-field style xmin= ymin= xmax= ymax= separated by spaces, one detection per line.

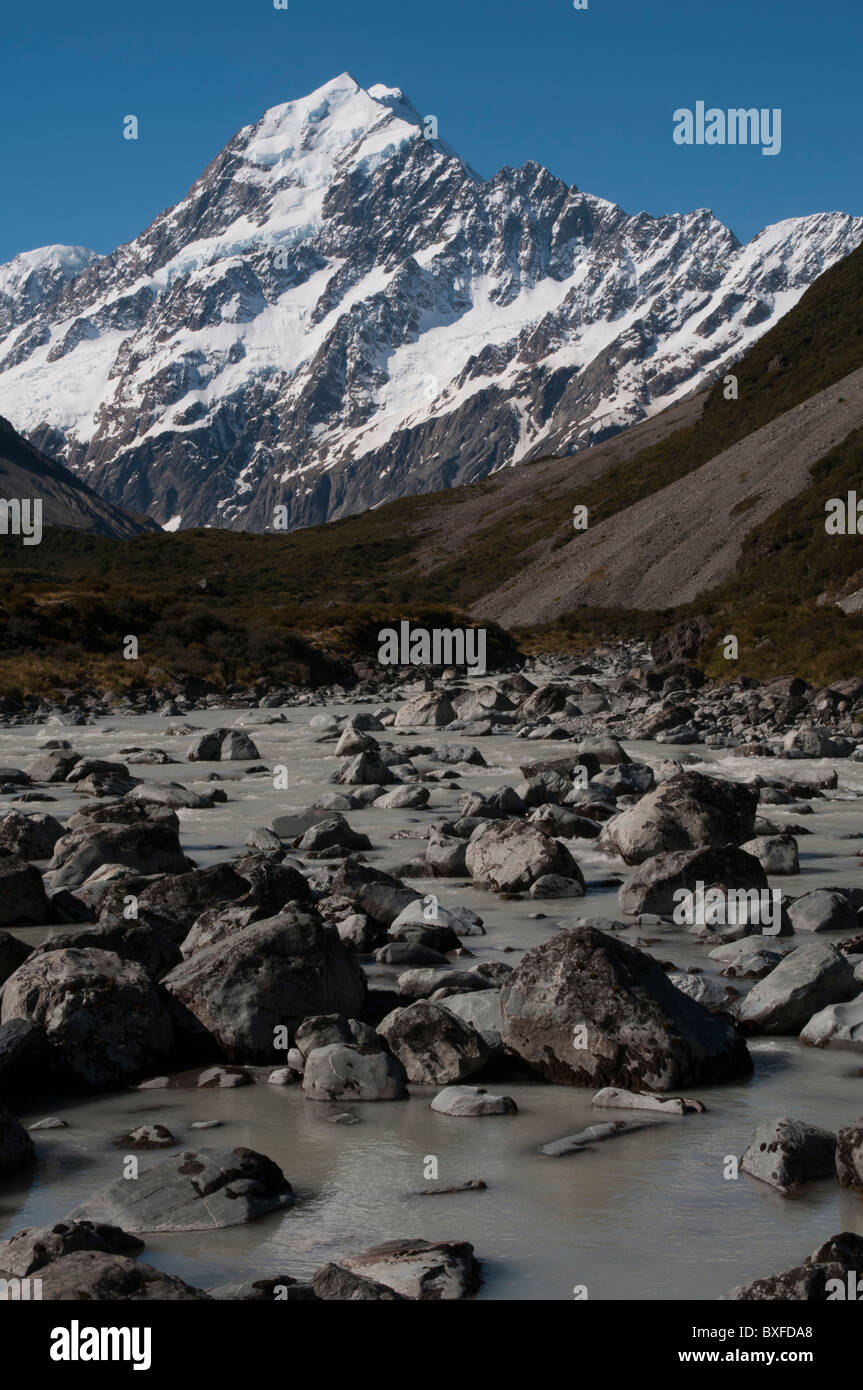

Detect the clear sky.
xmin=1 ymin=0 xmax=860 ymax=264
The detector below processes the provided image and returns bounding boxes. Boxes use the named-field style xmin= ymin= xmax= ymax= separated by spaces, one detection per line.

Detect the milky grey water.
xmin=2 ymin=699 xmax=863 ymax=1300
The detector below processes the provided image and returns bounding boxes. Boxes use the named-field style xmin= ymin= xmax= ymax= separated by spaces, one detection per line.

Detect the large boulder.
xmin=0 ymin=1220 xmax=143 ymax=1276
xmin=0 ymin=811 xmax=64 ymax=859
xmin=787 ymin=889 xmax=857 ymax=934
xmin=301 ymin=1044 xmax=408 ymax=1101
xmin=618 ymin=843 xmax=768 ymax=917
xmin=722 ymin=1233 xmax=863 ymax=1301
xmin=602 ymin=771 xmax=758 ymax=865
xmin=739 ymin=834 xmax=799 ymax=876
xmin=31 ymin=1251 xmax=211 ymax=1300
xmin=67 ymin=1147 xmax=293 ymax=1232
xmin=499 ymin=926 xmax=752 ymax=1090
xmin=740 ymin=1118 xmax=837 ymax=1192
xmin=736 ymin=941 xmax=858 ymax=1035
xmin=47 ymin=823 xmax=189 ymax=891
xmin=800 ymin=994 xmax=863 ymax=1046
xmin=333 ymin=751 xmax=396 ymax=786
xmin=377 ymin=1001 xmax=491 ymax=1084
xmin=30 ymin=919 xmax=182 ymax=981
xmin=187 ymin=728 xmax=260 ymax=761
xmin=393 ymin=693 xmax=456 ymax=728
xmin=430 ymin=1086 xmax=517 ymax=1116
xmin=330 ymin=857 xmax=421 ymax=927
xmin=465 ymin=820 xmax=583 ymax=894
xmin=0 ymin=948 xmax=175 ymax=1091
xmin=162 ymin=909 xmax=366 ymax=1062
xmin=0 ymin=852 xmax=50 ymax=927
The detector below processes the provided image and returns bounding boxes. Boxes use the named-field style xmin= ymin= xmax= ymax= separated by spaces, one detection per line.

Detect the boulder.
xmin=47 ymin=823 xmax=188 ymax=891
xmin=0 ymin=1220 xmax=143 ymax=1276
xmin=0 ymin=948 xmax=175 ymax=1091
xmin=125 ymin=782 xmax=211 ymax=810
xmin=592 ymin=763 xmax=655 ymax=796
xmin=0 ymin=811 xmax=64 ymax=859
xmin=430 ymin=1086 xmax=517 ymax=1116
xmin=187 ymin=728 xmax=261 ymax=761
xmin=736 ymin=941 xmax=858 ymax=1035
xmin=311 ymin=1264 xmax=407 ymax=1301
xmin=722 ymin=1233 xmax=863 ymax=1301
xmin=301 ymin=1045 xmax=408 ymax=1101
xmin=390 ymin=899 xmax=484 ymax=939
xmin=800 ymin=994 xmax=863 ymax=1046
xmin=339 ymin=1237 xmax=480 ymax=1299
xmin=499 ymin=926 xmax=752 ymax=1090
xmin=298 ymin=815 xmax=371 ymax=853
xmin=31 ymin=920 xmax=181 ymax=981
xmin=739 ymin=834 xmax=799 ymax=875
xmin=373 ymin=785 xmax=430 ymax=810
xmin=740 ymin=1117 xmax=837 ymax=1192
xmin=162 ymin=909 xmax=366 ymax=1061
xmin=465 ymin=819 xmax=583 ymax=894
xmin=67 ymin=1147 xmax=294 ymax=1232
xmin=333 ymin=751 xmax=396 ymax=786
xmin=0 ymin=852 xmax=50 ymax=926
xmin=835 ymin=1120 xmax=863 ymax=1191
xmin=575 ymin=737 xmax=630 ymax=766
xmin=32 ymin=1251 xmax=211 ymax=1300
xmin=788 ymin=889 xmax=857 ymax=934
xmin=618 ymin=844 xmax=767 ymax=917
xmin=393 ymin=693 xmax=456 ymax=728
xmin=602 ymin=772 xmax=757 ymax=865
xmin=377 ymin=1001 xmax=490 ymax=1084
xmin=591 ymin=1087 xmax=704 ymax=1116
xmin=330 ymin=857 xmax=421 ymax=927
xmin=425 ymin=832 xmax=469 ymax=877
xmin=439 ymin=991 xmax=505 ymax=1052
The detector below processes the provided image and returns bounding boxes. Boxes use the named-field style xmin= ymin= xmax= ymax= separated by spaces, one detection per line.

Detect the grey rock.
xmin=68 ymin=1146 xmax=294 ymax=1232
xmin=499 ymin=926 xmax=752 ymax=1089
xmin=741 ymin=1117 xmax=837 ymax=1192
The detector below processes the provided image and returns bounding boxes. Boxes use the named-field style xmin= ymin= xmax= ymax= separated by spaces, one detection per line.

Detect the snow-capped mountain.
xmin=0 ymin=72 xmax=860 ymax=533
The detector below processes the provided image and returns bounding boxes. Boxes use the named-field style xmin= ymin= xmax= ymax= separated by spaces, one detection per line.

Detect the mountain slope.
xmin=0 ymin=73 xmax=859 ymax=533
xmin=0 ymin=416 xmax=156 ymax=540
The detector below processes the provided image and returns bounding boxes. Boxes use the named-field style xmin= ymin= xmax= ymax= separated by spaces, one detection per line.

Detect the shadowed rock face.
xmin=0 ymin=948 xmax=175 ymax=1091
xmin=162 ymin=909 xmax=367 ymax=1062
xmin=33 ymin=1251 xmax=212 ymax=1300
xmin=0 ymin=414 xmax=155 ymax=537
xmin=500 ymin=925 xmax=752 ymax=1091
xmin=722 ymin=1233 xmax=863 ymax=1301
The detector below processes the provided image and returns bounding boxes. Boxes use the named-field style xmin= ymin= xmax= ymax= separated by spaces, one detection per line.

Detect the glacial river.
xmin=1 ymin=700 xmax=862 ymax=1300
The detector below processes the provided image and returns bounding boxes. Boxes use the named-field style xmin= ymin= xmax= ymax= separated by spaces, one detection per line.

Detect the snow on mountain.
xmin=0 ymin=72 xmax=859 ymax=533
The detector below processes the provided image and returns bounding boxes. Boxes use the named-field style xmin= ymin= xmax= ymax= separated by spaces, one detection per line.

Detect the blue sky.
xmin=1 ymin=0 xmax=860 ymax=263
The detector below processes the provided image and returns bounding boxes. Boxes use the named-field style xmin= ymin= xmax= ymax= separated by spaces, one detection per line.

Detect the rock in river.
xmin=499 ymin=926 xmax=752 ymax=1090
xmin=67 ymin=1146 xmax=294 ymax=1232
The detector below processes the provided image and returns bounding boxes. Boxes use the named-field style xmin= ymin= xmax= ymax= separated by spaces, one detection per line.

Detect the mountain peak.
xmin=244 ymin=73 xmax=425 ymax=174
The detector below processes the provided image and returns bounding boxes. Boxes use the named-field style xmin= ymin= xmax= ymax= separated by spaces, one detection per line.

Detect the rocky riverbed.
xmin=1 ymin=641 xmax=863 ymax=1301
